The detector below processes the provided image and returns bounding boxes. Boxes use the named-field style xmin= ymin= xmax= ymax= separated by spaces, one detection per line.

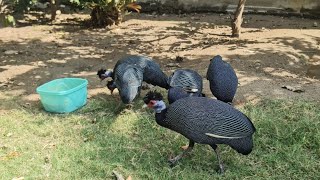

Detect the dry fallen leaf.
xmin=12 ymin=177 xmax=24 ymax=180
xmin=112 ymin=170 xmax=124 ymax=180
xmin=1 ymin=151 xmax=20 ymax=161
xmin=281 ymin=85 xmax=305 ymax=93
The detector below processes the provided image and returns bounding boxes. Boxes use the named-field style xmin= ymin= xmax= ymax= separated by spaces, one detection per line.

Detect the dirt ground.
xmin=0 ymin=13 xmax=319 ymax=109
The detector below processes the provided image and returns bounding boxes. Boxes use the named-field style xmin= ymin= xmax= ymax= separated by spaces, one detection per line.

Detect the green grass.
xmin=1 ymin=96 xmax=320 ymax=179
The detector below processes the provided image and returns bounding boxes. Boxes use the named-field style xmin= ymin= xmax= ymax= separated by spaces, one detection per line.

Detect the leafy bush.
xmin=0 ymin=0 xmax=16 ymax=27
xmin=86 ymin=0 xmax=141 ymax=27
xmin=0 ymin=0 xmax=141 ymax=27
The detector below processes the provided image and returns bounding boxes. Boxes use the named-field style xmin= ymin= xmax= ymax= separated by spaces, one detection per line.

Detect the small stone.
xmin=37 ymin=61 xmax=47 ymax=67
xmin=4 ymin=50 xmax=19 ymax=55
xmin=56 ymin=10 xmax=62 ymax=15
xmin=191 ymin=17 xmax=200 ymax=20
xmin=35 ymin=75 xmax=41 ymax=79
xmin=6 ymin=133 xmax=13 ymax=137
xmin=0 ymin=83 xmax=8 ymax=87
xmin=203 ymin=41 xmax=210 ymax=45
xmin=17 ymin=82 xmax=25 ymax=86
xmin=313 ymin=22 xmax=318 ymax=27
xmin=166 ymin=63 xmax=181 ymax=68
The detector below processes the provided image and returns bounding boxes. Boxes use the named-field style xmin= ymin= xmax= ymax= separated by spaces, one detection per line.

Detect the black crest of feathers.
xmin=97 ymin=69 xmax=106 ymax=79
xmin=107 ymin=80 xmax=114 ymax=88
xmin=143 ymin=91 xmax=163 ymax=104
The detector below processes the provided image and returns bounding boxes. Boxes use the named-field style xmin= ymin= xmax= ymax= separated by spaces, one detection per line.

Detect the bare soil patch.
xmin=0 ymin=13 xmax=319 ymax=108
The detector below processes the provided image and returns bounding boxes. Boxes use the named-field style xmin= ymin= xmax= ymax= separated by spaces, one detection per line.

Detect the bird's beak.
xmin=142 ymin=104 xmax=148 ymax=108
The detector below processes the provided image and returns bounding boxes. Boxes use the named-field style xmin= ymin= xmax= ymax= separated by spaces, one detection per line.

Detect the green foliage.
xmin=1 ymin=96 xmax=319 ymax=179
xmin=69 ymin=0 xmax=80 ymax=5
xmin=87 ymin=0 xmax=140 ymax=27
xmin=0 ymin=0 xmax=140 ymax=26
xmin=0 ymin=0 xmax=16 ymax=27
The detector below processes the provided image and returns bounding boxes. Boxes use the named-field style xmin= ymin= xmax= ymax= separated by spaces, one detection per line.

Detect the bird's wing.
xmin=124 ymin=67 xmax=143 ymax=87
xmin=169 ymin=70 xmax=202 ymax=89
xmin=205 ymin=110 xmax=255 ymax=139
xmin=143 ymin=61 xmax=168 ymax=87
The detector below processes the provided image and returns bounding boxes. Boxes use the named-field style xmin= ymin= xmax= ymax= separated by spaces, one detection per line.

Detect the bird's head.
xmin=106 ymin=80 xmax=117 ymax=94
xmin=143 ymin=91 xmax=166 ymax=113
xmin=97 ymin=69 xmax=113 ymax=81
xmin=167 ymin=86 xmax=199 ymax=104
xmin=210 ymin=55 xmax=222 ymax=62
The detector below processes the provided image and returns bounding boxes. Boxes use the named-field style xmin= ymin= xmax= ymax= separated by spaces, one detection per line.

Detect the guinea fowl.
xmin=97 ymin=55 xmax=169 ymax=91
xmin=206 ymin=55 xmax=238 ymax=103
xmin=143 ymin=91 xmax=255 ymax=174
xmin=167 ymin=69 xmax=204 ymax=104
xmin=112 ymin=63 xmax=144 ymax=104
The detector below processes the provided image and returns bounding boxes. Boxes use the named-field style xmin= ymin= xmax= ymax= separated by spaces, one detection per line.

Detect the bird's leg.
xmin=114 ymin=103 xmax=124 ymax=114
xmin=119 ymin=104 xmax=133 ymax=114
xmin=168 ymin=140 xmax=195 ymax=167
xmin=125 ymin=103 xmax=133 ymax=109
xmin=137 ymin=86 xmax=142 ymax=97
xmin=180 ymin=145 xmax=189 ymax=150
xmin=211 ymin=144 xmax=224 ymax=174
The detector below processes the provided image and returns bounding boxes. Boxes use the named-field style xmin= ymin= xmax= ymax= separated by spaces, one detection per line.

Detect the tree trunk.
xmin=231 ymin=0 xmax=246 ymax=38
xmin=50 ymin=0 xmax=60 ymax=21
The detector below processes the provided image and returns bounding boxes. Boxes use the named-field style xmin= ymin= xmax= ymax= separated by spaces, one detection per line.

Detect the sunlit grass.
xmin=0 ymin=96 xmax=319 ymax=179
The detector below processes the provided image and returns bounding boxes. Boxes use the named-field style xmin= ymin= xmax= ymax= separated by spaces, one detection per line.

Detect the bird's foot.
xmin=180 ymin=145 xmax=189 ymax=150
xmin=125 ymin=104 xmax=133 ymax=109
xmin=168 ymin=157 xmax=178 ymax=168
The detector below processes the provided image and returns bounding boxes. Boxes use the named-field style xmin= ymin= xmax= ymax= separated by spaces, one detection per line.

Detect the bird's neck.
xmin=105 ymin=70 xmax=113 ymax=77
xmin=155 ymin=108 xmax=168 ymax=127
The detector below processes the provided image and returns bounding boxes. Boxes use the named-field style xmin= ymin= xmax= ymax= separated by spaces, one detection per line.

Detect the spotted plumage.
xmin=144 ymin=91 xmax=255 ymax=173
xmin=114 ymin=55 xmax=169 ymax=89
xmin=113 ymin=63 xmax=143 ymax=104
xmin=206 ymin=55 xmax=238 ymax=103
xmin=167 ymin=69 xmax=204 ymax=104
